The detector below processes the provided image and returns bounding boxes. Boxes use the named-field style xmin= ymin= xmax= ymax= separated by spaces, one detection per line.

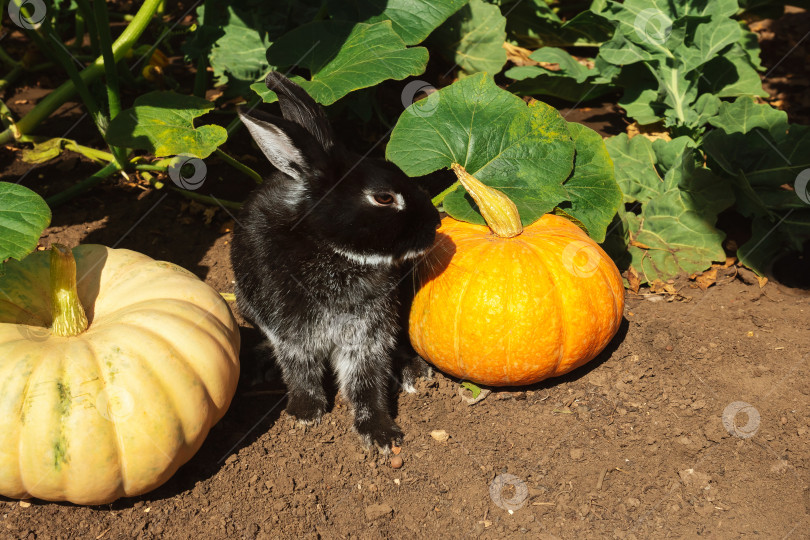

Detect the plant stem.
xmin=0 ymin=0 xmax=163 ymax=145
xmin=0 ymin=65 xmax=23 ymax=92
xmin=133 ymin=164 xmax=170 ymax=172
xmin=50 ymin=244 xmax=89 ymax=337
xmin=193 ymin=55 xmax=208 ymax=98
xmin=215 ymin=148 xmax=262 ymax=184
xmin=45 ymin=161 xmax=120 ymax=208
xmin=39 ymin=17 xmax=105 ymax=133
xmin=75 ymin=0 xmax=100 ymax=57
xmin=431 ymin=181 xmax=459 ymax=207
xmin=171 ymin=187 xmax=243 ymax=209
xmin=93 ymin=0 xmax=128 ymax=167
xmin=0 ymin=46 xmax=18 ymax=69
xmin=451 ymin=163 xmax=523 ymax=238
xmin=17 ymin=135 xmax=115 ymax=163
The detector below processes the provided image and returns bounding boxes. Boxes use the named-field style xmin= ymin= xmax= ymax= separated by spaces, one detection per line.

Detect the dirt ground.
xmin=2 ymin=5 xmax=810 ymax=540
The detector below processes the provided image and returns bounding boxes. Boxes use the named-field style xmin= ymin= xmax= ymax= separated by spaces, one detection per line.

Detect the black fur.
xmin=231 ymin=72 xmax=440 ymax=450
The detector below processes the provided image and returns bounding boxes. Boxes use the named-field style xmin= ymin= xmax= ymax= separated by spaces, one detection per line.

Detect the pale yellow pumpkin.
xmin=0 ymin=245 xmax=240 ymax=505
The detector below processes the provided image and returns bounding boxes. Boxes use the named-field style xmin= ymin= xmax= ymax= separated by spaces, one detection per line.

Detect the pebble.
xmin=430 ymin=430 xmax=449 ymax=442
xmin=390 ymin=455 xmax=403 ymax=469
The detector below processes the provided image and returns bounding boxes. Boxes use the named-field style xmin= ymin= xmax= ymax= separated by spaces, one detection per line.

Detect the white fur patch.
xmin=331 ymin=246 xmax=395 ymax=267
xmin=400 ymin=248 xmax=428 ymax=261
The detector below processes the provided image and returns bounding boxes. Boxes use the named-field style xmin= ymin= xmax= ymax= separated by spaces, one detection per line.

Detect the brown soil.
xmin=2 ymin=5 xmax=810 ymax=540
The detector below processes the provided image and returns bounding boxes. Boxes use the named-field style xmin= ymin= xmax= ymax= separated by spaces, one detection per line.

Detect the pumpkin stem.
xmin=50 ymin=244 xmax=88 ymax=337
xmin=451 ymin=163 xmax=523 ymax=238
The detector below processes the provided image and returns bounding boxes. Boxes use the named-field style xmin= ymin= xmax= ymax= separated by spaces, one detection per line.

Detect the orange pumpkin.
xmin=409 ymin=165 xmax=624 ymax=386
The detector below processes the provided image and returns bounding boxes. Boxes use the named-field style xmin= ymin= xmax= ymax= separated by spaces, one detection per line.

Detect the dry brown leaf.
xmin=722 ymin=256 xmax=737 ymax=268
xmin=649 ymin=280 xmax=679 ymax=296
xmin=629 ymin=239 xmax=653 ymax=250
xmin=626 ymin=266 xmax=641 ymax=294
xmin=756 ymin=275 xmax=768 ymax=288
xmin=502 ymin=42 xmax=537 ymax=66
xmin=203 ymin=206 xmax=218 ymax=225
xmin=692 ymin=267 xmax=718 ymax=291
xmin=626 ymin=122 xmax=672 ymax=142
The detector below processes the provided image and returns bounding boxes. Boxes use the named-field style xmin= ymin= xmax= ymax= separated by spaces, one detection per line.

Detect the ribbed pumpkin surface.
xmin=0 ymin=245 xmax=240 ymax=504
xmin=410 ymin=214 xmax=623 ymax=386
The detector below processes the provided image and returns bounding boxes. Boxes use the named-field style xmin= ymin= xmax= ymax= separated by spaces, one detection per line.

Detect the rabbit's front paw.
xmin=356 ymin=415 xmax=403 ymax=452
xmin=286 ymin=394 xmax=327 ymax=425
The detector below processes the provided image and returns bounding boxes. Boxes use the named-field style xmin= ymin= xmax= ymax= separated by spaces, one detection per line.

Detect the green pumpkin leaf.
xmin=253 ymin=21 xmax=428 ymax=106
xmin=106 ymin=92 xmax=227 ymax=158
xmin=736 ymin=213 xmax=810 ymax=276
xmin=561 ymin=123 xmax=622 ymax=243
xmin=183 ymin=0 xmax=321 ymax=93
xmin=386 ymin=73 xmax=574 ymax=227
xmin=0 ymin=182 xmax=51 ymax=263
xmin=432 ymin=0 xmax=507 ymax=77
xmin=708 ymin=96 xmax=787 ymax=134
xmin=326 ymin=0 xmax=469 ymax=45
xmin=606 ymin=135 xmax=734 ymax=283
xmin=587 ymin=0 xmax=766 ymax=133
xmin=497 ymin=0 xmax=613 ymax=48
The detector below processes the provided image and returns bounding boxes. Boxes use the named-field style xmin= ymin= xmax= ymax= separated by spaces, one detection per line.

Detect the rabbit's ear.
xmin=238 ymin=107 xmax=328 ymax=182
xmin=265 ymin=72 xmax=335 ymax=153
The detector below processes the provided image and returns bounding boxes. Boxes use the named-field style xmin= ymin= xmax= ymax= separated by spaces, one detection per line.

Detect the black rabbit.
xmin=232 ymin=72 xmax=440 ymax=450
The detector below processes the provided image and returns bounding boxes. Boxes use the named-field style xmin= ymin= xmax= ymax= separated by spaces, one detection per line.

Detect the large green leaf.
xmin=184 ymin=0 xmax=320 ymax=92
xmin=254 ymin=21 xmax=428 ymax=106
xmin=607 ymin=134 xmax=734 ymax=282
xmin=492 ymin=0 xmax=613 ymax=48
xmin=590 ymin=0 xmax=765 ymax=134
xmin=326 ymin=0 xmax=469 ymax=45
xmin=505 ymin=49 xmax=614 ymax=102
xmin=708 ymin=96 xmax=787 ymax=134
xmin=737 ymin=213 xmax=810 ymax=275
xmin=0 ymin=183 xmax=51 ymax=263
xmin=702 ymin=97 xmax=810 ymax=274
xmin=432 ymin=0 xmax=507 ymax=77
xmin=560 ymin=123 xmax=622 ymax=243
xmin=205 ymin=6 xmax=270 ymax=87
xmin=386 ymin=73 xmax=575 ymax=227
xmin=106 ymin=92 xmax=227 ymax=158
xmin=704 ymin=107 xmax=810 ymax=190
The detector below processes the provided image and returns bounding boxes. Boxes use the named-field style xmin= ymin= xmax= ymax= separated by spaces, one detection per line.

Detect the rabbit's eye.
xmin=373 ymin=193 xmax=395 ymax=205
